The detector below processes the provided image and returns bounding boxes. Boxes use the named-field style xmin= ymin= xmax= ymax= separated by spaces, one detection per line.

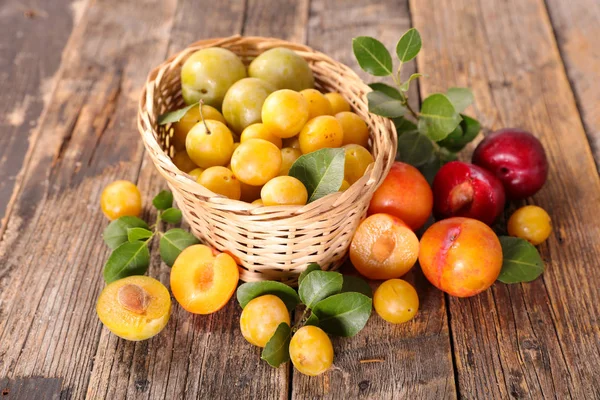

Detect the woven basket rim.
xmin=137 ymin=34 xmax=397 ymax=216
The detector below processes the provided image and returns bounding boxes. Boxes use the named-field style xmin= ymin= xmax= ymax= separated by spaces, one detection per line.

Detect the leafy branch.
xmin=353 ymin=28 xmax=482 ymax=183
xmin=236 ymin=265 xmax=373 ymax=367
xmin=102 ymin=189 xmax=199 ymax=283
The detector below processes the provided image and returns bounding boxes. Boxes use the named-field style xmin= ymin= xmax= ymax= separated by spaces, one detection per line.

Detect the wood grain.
xmin=243 ymin=0 xmax=309 ymax=43
xmin=544 ymin=0 xmax=600 ymax=166
xmin=410 ymin=0 xmax=600 ymax=397
xmin=0 ymin=0 xmax=82 ymax=232
xmin=0 ymin=0 xmax=179 ymax=398
xmin=0 ymin=376 xmax=62 ymax=400
xmin=291 ymin=1 xmax=456 ymax=398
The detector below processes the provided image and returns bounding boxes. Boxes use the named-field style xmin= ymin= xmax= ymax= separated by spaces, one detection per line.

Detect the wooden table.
xmin=1 ymin=0 xmax=599 ymax=398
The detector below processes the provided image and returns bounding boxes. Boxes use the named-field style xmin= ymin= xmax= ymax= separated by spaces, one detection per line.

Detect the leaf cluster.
xmin=102 ymin=189 xmax=199 ymax=283
xmin=353 ymin=29 xmax=482 ymax=181
xmin=236 ymin=264 xmax=372 ymax=367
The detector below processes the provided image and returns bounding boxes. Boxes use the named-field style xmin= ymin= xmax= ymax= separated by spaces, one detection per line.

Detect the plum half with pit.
xmin=433 ymin=161 xmax=506 ymax=226
xmin=472 ymin=129 xmax=548 ymax=200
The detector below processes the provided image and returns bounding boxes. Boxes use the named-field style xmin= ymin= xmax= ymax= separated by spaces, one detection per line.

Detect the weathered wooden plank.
xmin=292 ymin=1 xmax=456 ymax=398
xmin=410 ymin=0 xmax=600 ymax=397
xmin=167 ymin=0 xmax=246 ymax=53
xmin=0 ymin=1 xmax=179 ymax=399
xmin=243 ymin=0 xmax=309 ymax=43
xmin=0 ymin=0 xmax=82 ymax=232
xmin=544 ymin=0 xmax=600 ymax=166
xmin=0 ymin=376 xmax=62 ymax=400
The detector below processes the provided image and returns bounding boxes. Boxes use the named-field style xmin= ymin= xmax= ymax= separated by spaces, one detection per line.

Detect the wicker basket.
xmin=137 ymin=35 xmax=397 ymax=285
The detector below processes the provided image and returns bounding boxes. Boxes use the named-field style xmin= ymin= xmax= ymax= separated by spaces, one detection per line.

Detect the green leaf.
xmin=393 ymin=118 xmax=419 ymax=135
xmin=352 ymin=36 xmax=393 ymax=76
xmin=299 ymin=271 xmax=343 ymax=309
xmin=367 ymin=91 xmax=406 ymax=118
xmin=127 ymin=227 xmax=153 ymax=242
xmin=237 ymin=281 xmax=301 ymax=312
xmin=298 ymin=263 xmax=321 ymax=285
xmin=289 ymin=148 xmax=345 ymax=203
xmin=437 ymin=115 xmax=481 ymax=152
xmin=437 ymin=125 xmax=463 ymax=152
xmin=261 ymin=323 xmax=292 ymax=367
xmin=103 ymin=241 xmax=150 ymax=283
xmin=103 ymin=216 xmax=149 ymax=250
xmin=399 ymin=73 xmax=424 ymax=92
xmin=340 ymin=275 xmax=373 ymax=298
xmin=446 ymin=87 xmax=474 ymax=113
xmin=395 ymin=28 xmax=422 ymax=62
xmin=397 ymin=131 xmax=435 ymax=167
xmin=368 ymin=83 xmax=401 ymax=100
xmin=418 ymin=94 xmax=462 ymax=141
xmin=461 ymin=114 xmax=481 ymax=141
xmin=153 ymin=190 xmax=173 ymax=210
xmin=159 ymin=228 xmax=200 ymax=267
xmin=497 ymin=236 xmax=545 ymax=283
xmin=311 ymin=292 xmax=372 ymax=337
xmin=158 ymin=102 xmax=198 ymax=125
xmin=161 ymin=208 xmax=182 ymax=224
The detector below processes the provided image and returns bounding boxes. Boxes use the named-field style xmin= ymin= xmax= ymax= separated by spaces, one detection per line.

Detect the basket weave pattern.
xmin=138 ymin=35 xmax=397 ymax=284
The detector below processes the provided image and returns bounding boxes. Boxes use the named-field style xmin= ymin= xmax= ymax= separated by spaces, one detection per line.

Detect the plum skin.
xmin=472 ymin=128 xmax=548 ymax=200
xmin=432 ymin=161 xmax=506 ymax=225
xmin=181 ymin=48 xmax=247 ymax=108
xmin=419 ymin=217 xmax=503 ymax=297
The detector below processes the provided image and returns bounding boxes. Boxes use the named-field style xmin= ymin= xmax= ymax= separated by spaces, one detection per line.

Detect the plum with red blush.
xmin=432 ymin=161 xmax=506 ymax=225
xmin=472 ymin=129 xmax=548 ymax=200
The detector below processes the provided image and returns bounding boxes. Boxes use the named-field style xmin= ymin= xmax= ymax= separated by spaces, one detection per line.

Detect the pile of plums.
xmin=432 ymin=128 xmax=549 ymax=224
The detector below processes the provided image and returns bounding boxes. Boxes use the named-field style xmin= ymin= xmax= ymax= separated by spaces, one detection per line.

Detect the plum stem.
xmin=404 ymin=101 xmax=419 ymax=120
xmin=198 ymin=99 xmax=211 ymax=135
xmin=293 ymin=306 xmax=312 ymax=332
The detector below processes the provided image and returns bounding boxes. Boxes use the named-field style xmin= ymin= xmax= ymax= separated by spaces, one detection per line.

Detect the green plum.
xmin=181 ymin=48 xmax=247 ymax=108
xmin=222 ymin=78 xmax=275 ymax=134
xmin=248 ymin=48 xmax=314 ymax=91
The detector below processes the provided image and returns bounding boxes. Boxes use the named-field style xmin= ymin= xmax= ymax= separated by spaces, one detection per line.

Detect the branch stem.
xmin=293 ymin=307 xmax=311 ymax=332
xmin=404 ymin=100 xmax=419 ymax=119
xmin=392 ymin=73 xmax=419 ymax=120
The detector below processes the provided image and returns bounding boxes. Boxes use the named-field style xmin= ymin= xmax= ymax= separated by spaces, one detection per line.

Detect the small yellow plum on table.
xmin=100 ymin=180 xmax=142 ymax=220
xmin=373 ymin=279 xmax=419 ymax=324
xmin=240 ymin=295 xmax=290 ymax=347
xmin=289 ymin=326 xmax=334 ymax=376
